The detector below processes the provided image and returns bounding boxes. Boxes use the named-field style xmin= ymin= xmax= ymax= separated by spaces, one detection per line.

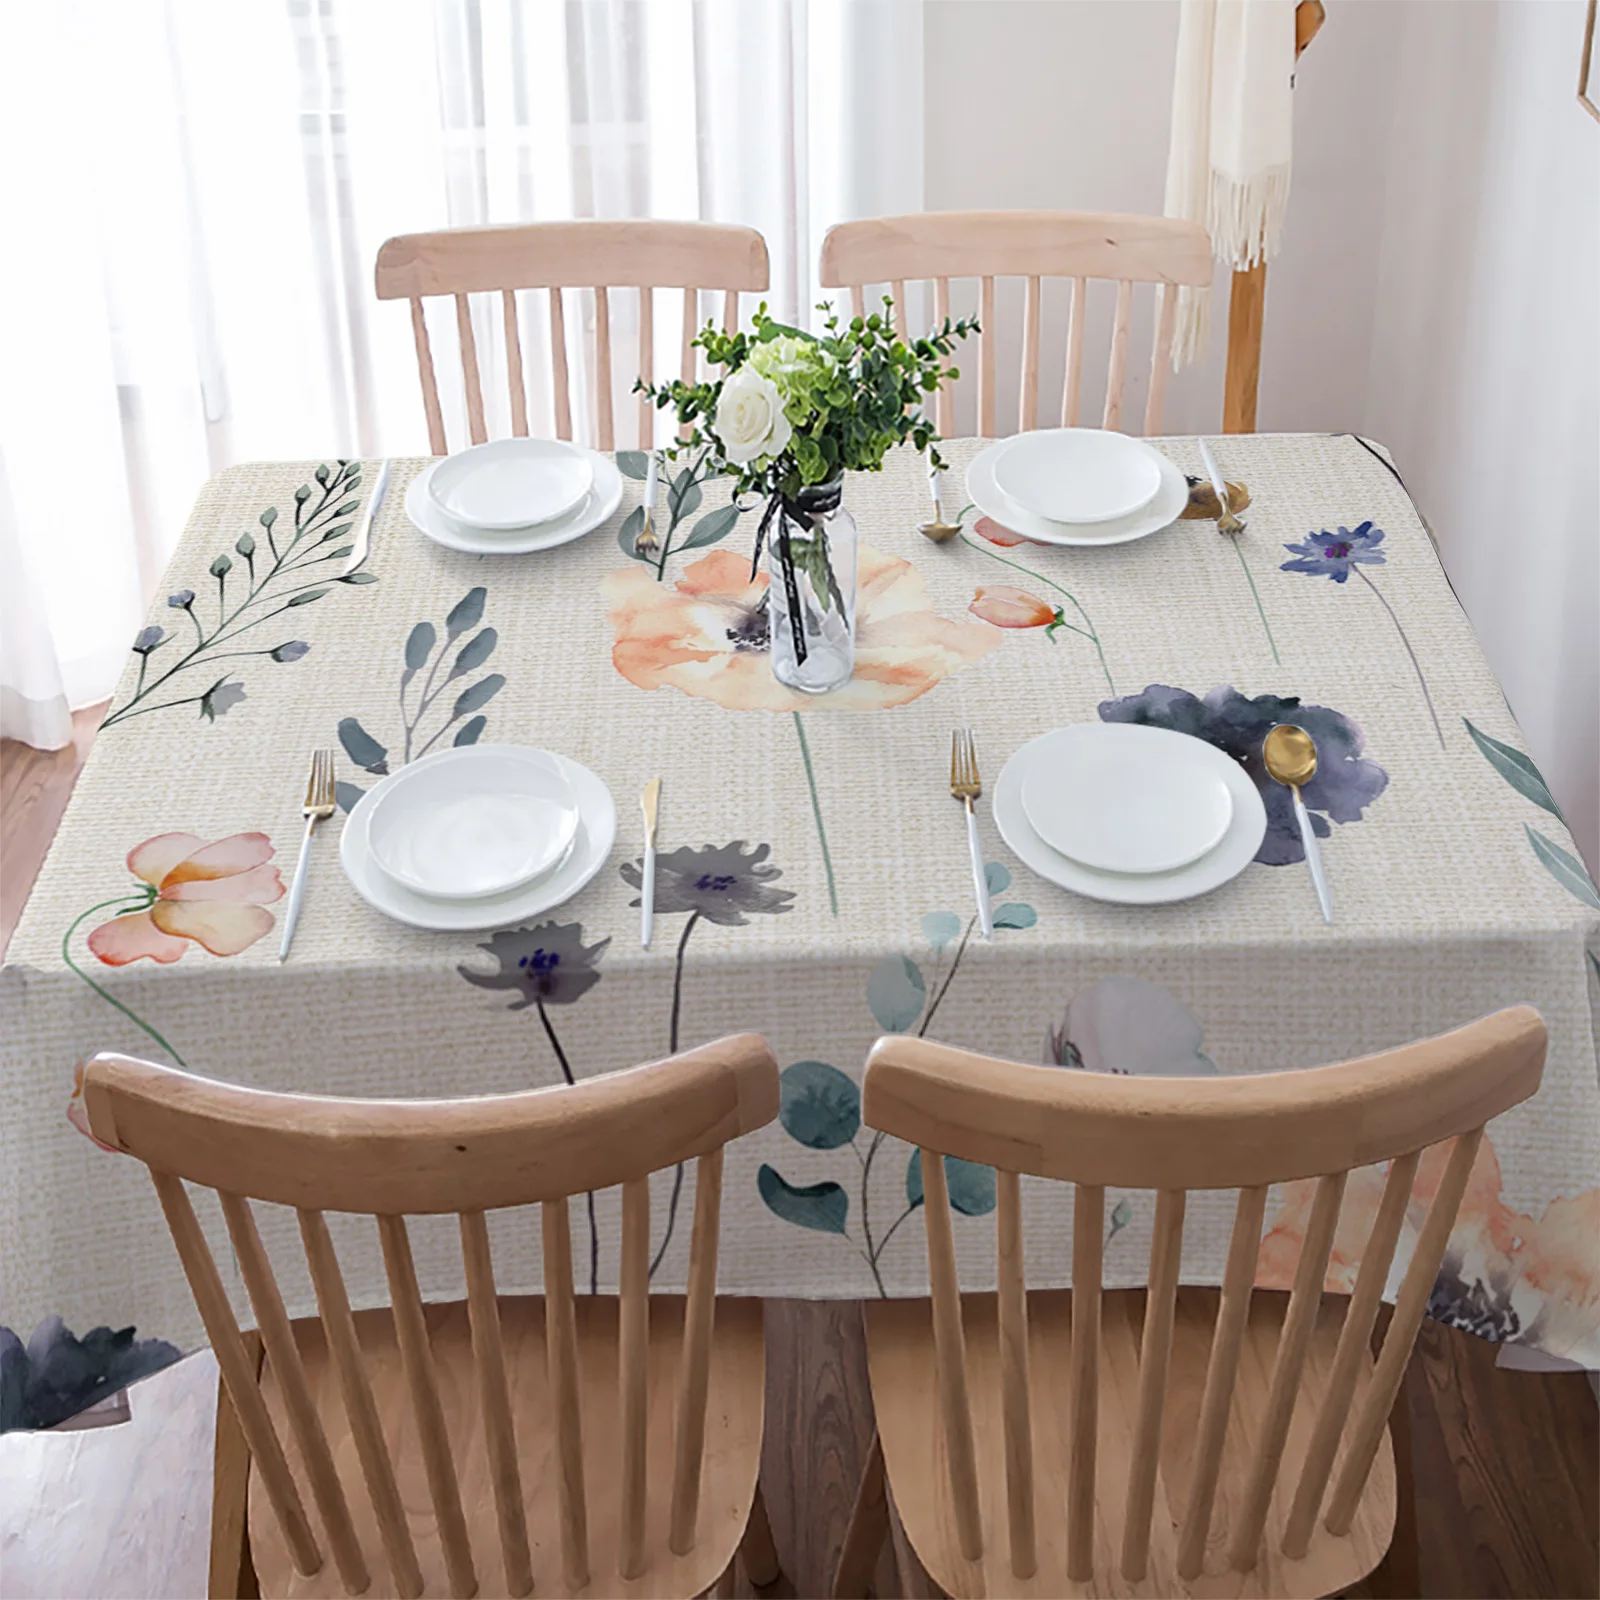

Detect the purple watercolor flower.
xmin=1280 ymin=520 xmax=1386 ymax=583
xmin=1098 ymin=684 xmax=1389 ymax=866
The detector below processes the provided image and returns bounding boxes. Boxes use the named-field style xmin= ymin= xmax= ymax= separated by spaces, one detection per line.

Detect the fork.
xmin=1197 ymin=437 xmax=1246 ymax=535
xmin=278 ymin=749 xmax=336 ymax=962
xmin=950 ymin=729 xmax=994 ymax=941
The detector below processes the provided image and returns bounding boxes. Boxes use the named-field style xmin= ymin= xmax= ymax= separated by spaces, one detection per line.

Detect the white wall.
xmin=922 ymin=0 xmax=1598 ymax=870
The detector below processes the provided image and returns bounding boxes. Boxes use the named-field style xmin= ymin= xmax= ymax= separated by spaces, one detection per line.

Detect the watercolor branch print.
xmin=100 ymin=462 xmax=376 ymax=732
xmin=333 ymin=586 xmax=504 ymax=812
xmin=61 ymin=832 xmax=285 ymax=1140
xmin=958 ymin=514 xmax=1115 ymax=694
xmin=613 ymin=447 xmax=747 ymax=575
xmin=757 ymin=864 xmax=1035 ymax=1296
xmin=620 ymin=842 xmax=795 ymax=1275
xmin=1100 ymin=683 xmax=1389 ymax=866
xmin=458 ymin=923 xmax=610 ymax=1292
xmin=1281 ymin=521 xmax=1444 ymax=748
xmin=1464 ymin=718 xmax=1600 ymax=911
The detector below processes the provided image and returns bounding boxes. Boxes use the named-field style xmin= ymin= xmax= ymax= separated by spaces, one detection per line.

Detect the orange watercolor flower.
xmin=973 ymin=515 xmax=1040 ymax=549
xmin=87 ymin=832 xmax=284 ymax=965
xmin=1259 ymin=1135 xmax=1600 ymax=1365
xmin=600 ymin=545 xmax=1000 ymax=712
xmin=969 ymin=584 xmax=1060 ymax=631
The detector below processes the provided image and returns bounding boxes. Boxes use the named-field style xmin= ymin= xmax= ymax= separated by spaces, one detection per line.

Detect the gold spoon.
xmin=918 ymin=462 xmax=960 ymax=543
xmin=1263 ymin=724 xmax=1334 ymax=925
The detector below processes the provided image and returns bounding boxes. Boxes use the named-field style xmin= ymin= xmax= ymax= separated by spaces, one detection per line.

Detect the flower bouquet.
xmin=642 ymin=302 xmax=975 ymax=693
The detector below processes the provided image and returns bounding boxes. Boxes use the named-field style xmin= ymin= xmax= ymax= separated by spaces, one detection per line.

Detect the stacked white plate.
xmin=406 ymin=437 xmax=624 ymax=555
xmin=340 ymin=745 xmax=617 ymax=930
xmin=994 ymin=723 xmax=1267 ymax=905
xmin=966 ymin=427 xmax=1186 ymax=547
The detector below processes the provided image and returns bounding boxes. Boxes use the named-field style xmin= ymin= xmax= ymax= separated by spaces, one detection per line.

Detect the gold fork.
xmin=279 ymin=748 xmax=336 ymax=962
xmin=950 ymin=728 xmax=994 ymax=940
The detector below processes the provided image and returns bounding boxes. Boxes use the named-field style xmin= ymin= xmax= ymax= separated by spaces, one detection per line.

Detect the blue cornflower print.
xmin=1280 ymin=518 xmax=1442 ymax=747
xmin=1281 ymin=520 xmax=1387 ymax=582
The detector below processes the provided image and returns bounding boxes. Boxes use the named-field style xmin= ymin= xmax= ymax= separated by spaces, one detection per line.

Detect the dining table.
xmin=2 ymin=432 xmax=1597 ymax=1371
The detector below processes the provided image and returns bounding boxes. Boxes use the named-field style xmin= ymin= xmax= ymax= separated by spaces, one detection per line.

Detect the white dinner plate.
xmin=966 ymin=440 xmax=1188 ymax=548
xmin=1019 ymin=722 xmax=1234 ymax=875
xmin=995 ymin=727 xmax=1267 ymax=905
xmin=427 ymin=437 xmax=593 ymax=530
xmin=405 ymin=451 xmax=623 ymax=556
xmin=341 ymin=751 xmax=616 ymax=931
xmin=366 ymin=745 xmax=581 ymax=901
xmin=991 ymin=428 xmax=1164 ymax=525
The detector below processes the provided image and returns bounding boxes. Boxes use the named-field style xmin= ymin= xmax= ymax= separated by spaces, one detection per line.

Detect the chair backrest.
xmin=375 ymin=220 xmax=770 ymax=454
xmin=860 ymin=1006 xmax=1546 ymax=1586
xmin=82 ymin=1032 xmax=779 ymax=1599
xmin=820 ymin=209 xmax=1212 ymax=439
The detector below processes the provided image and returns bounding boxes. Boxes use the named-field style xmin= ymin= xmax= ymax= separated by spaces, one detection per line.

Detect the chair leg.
xmin=208 ymin=1334 xmax=261 ymax=1600
xmin=740 ymin=1482 xmax=782 ymax=1588
xmin=832 ymin=1431 xmax=889 ymax=1599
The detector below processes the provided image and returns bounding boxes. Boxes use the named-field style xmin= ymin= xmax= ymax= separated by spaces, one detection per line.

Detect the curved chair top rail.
xmin=83 ymin=1031 xmax=778 ymax=1214
xmin=375 ymin=219 xmax=770 ymax=301
xmin=864 ymin=1006 xmax=1545 ymax=1191
xmin=819 ymin=209 xmax=1213 ymax=293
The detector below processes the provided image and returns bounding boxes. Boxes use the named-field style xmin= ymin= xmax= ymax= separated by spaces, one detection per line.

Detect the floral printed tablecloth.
xmin=3 ymin=434 xmax=1597 ymax=1366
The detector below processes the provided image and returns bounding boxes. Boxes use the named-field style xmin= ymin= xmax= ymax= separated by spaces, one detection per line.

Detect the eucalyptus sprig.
xmin=639 ymin=300 xmax=977 ymax=502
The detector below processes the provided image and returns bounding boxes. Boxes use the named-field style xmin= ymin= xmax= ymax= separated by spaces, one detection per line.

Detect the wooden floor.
xmin=2 ymin=726 xmax=1596 ymax=1600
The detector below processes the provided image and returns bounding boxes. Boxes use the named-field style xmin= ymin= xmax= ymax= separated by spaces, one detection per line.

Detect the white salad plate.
xmin=427 ymin=437 xmax=593 ymax=530
xmin=1019 ymin=722 xmax=1234 ymax=875
xmin=405 ymin=451 xmax=623 ymax=556
xmin=366 ymin=745 xmax=581 ymax=901
xmin=990 ymin=428 xmax=1164 ymax=525
xmin=341 ymin=750 xmax=616 ymax=931
xmin=966 ymin=440 xmax=1187 ymax=548
xmin=995 ymin=726 xmax=1267 ymax=905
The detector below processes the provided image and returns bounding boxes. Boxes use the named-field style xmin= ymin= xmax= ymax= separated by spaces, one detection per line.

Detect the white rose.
xmin=713 ymin=365 xmax=792 ymax=465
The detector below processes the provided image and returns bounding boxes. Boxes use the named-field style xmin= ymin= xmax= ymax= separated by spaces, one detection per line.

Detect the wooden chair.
xmin=832 ymin=1007 xmax=1547 ymax=1599
xmin=818 ymin=211 xmax=1213 ymax=440
xmin=80 ymin=1033 xmax=783 ymax=1600
xmin=375 ymin=221 xmax=770 ymax=455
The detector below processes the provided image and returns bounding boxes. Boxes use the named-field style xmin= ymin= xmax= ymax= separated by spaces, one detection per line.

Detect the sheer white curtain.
xmin=0 ymin=0 xmax=922 ymax=747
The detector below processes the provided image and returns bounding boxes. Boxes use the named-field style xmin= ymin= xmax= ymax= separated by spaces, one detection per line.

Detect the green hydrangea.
xmin=747 ymin=335 xmax=834 ymax=427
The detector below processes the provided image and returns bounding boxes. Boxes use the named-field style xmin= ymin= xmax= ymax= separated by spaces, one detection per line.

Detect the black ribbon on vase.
xmin=748 ymin=477 xmax=842 ymax=670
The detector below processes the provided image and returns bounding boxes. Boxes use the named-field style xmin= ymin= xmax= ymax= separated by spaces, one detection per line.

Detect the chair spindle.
xmin=1229 ymin=1171 xmax=1348 ymax=1570
xmin=594 ymin=285 xmax=614 ymax=453
xmin=637 ymin=285 xmax=654 ymax=450
xmin=299 ymin=1208 xmax=423 ymax=1597
xmin=549 ymin=287 xmax=573 ymax=441
xmin=722 ymin=287 xmax=738 ymax=334
xmin=1061 ymin=275 xmax=1086 ymax=427
xmin=1121 ymin=1186 xmax=1187 ymax=1581
xmin=890 ymin=279 xmax=908 ymax=339
xmin=501 ymin=290 xmax=528 ymax=438
xmin=923 ymin=1149 xmax=983 ymax=1561
xmin=995 ymin=1169 xmax=1036 ymax=1578
xmin=455 ymin=294 xmax=487 ymax=446
xmin=219 ymin=1191 xmax=367 ymax=1594
xmin=1102 ymin=278 xmax=1133 ymax=431
xmin=618 ymin=1175 xmax=652 ymax=1578
xmin=1145 ymin=280 xmax=1176 ymax=434
xmin=460 ymin=1209 xmax=533 ymax=1596
xmin=1284 ymin=1149 xmax=1420 ymax=1556
xmin=377 ymin=1214 xmax=478 ymax=1599
xmin=933 ymin=276 xmax=954 ymax=436
xmin=1020 ymin=274 xmax=1042 ymax=432
xmin=670 ymin=1147 xmax=725 ymax=1553
xmin=541 ymin=1197 xmax=590 ymax=1589
xmin=1325 ymin=1129 xmax=1485 ymax=1535
xmin=410 ymin=298 xmax=448 ymax=455
xmin=1067 ymin=1183 xmax=1104 ymax=1582
xmin=151 ymin=1172 xmax=322 ymax=1579
xmin=1177 ymin=1183 xmax=1268 ymax=1579
xmin=978 ymin=275 xmax=996 ymax=436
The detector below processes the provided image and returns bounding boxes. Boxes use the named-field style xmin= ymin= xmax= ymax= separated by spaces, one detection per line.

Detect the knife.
xmin=1196 ymin=437 xmax=1230 ymax=519
xmin=640 ymin=777 xmax=661 ymax=949
xmin=339 ymin=459 xmax=391 ymax=577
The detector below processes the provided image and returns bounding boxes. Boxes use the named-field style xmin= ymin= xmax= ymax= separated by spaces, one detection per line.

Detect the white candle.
xmin=643 ymin=447 xmax=659 ymax=531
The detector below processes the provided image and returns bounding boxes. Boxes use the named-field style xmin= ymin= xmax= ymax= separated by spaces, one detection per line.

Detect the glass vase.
xmin=767 ymin=476 xmax=858 ymax=694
